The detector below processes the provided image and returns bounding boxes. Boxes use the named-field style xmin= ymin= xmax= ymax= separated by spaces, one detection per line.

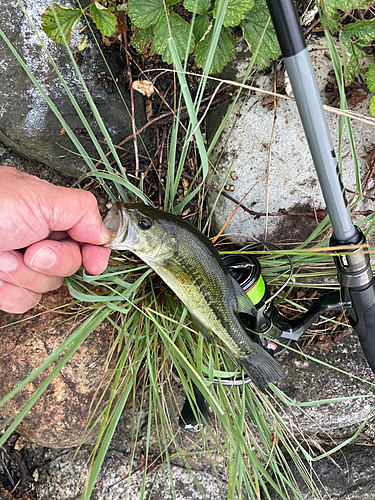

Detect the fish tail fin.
xmin=238 ymin=344 xmax=285 ymax=391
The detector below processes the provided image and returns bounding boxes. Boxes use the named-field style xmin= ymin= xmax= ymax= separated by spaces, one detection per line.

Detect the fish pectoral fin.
xmin=164 ymin=258 xmax=191 ymax=283
xmin=189 ymin=312 xmax=216 ymax=344
xmin=230 ymin=276 xmax=256 ymax=315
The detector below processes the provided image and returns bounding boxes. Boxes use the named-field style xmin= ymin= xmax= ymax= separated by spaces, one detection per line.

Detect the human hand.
xmin=0 ymin=166 xmax=111 ymax=314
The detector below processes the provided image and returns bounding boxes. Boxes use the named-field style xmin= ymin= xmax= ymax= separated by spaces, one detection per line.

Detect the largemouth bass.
xmin=103 ymin=203 xmax=285 ymax=390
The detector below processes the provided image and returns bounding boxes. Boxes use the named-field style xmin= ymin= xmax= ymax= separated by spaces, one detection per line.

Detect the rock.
xmin=35 ymin=449 xmax=229 ymax=500
xmin=0 ymin=0 xmax=146 ymax=178
xmin=207 ymin=35 xmax=375 ymax=242
xmin=276 ymin=333 xmax=375 ymax=433
xmin=0 ymin=289 xmax=125 ymax=448
xmin=269 ymin=445 xmax=375 ymax=500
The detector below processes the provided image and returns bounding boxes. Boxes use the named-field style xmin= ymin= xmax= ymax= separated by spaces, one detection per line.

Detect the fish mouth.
xmin=103 ymin=203 xmax=137 ymax=250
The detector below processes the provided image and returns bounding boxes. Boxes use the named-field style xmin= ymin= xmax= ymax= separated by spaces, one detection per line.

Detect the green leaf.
xmin=193 ymin=15 xmax=210 ymax=43
xmin=131 ymin=25 xmax=154 ymax=53
xmin=184 ymin=0 xmax=211 ymax=15
xmin=152 ymin=12 xmax=194 ymax=64
xmin=366 ymin=62 xmax=375 ymax=93
xmin=340 ymin=19 xmax=375 ymax=84
xmin=367 ymin=62 xmax=375 ymax=117
xmin=128 ymin=0 xmax=164 ymax=29
xmin=322 ymin=0 xmax=368 ymax=19
xmin=213 ymin=0 xmax=254 ymax=27
xmin=321 ymin=0 xmax=368 ymax=32
xmin=41 ymin=4 xmax=83 ymax=44
xmin=195 ymin=25 xmax=235 ymax=74
xmin=240 ymin=0 xmax=280 ymax=69
xmin=370 ymin=95 xmax=375 ymax=117
xmin=89 ymin=3 xmax=117 ymax=37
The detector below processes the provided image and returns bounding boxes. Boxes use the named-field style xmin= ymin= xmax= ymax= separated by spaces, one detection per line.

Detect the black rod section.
xmin=266 ymin=0 xmax=305 ymax=57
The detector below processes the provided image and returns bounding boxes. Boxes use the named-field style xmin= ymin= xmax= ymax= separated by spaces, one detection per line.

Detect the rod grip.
xmin=347 ymin=282 xmax=375 ymax=373
xmin=179 ymin=382 xmax=207 ymax=432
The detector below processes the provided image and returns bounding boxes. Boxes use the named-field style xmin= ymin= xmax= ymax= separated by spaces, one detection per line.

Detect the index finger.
xmin=45 ymin=188 xmax=111 ymax=246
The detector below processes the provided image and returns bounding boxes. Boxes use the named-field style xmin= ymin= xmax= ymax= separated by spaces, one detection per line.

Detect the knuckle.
xmin=30 ymin=274 xmax=64 ymax=293
xmin=48 ymin=277 xmax=64 ymax=292
xmin=80 ymin=189 xmax=97 ymax=209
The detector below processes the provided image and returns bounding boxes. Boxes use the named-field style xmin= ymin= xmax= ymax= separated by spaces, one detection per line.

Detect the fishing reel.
xmin=179 ymin=246 xmax=354 ymax=432
xmin=222 ymin=252 xmax=352 ymax=353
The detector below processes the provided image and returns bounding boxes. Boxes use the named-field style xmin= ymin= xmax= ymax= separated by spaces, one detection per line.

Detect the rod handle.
xmin=346 ymin=282 xmax=375 ymax=373
xmin=179 ymin=382 xmax=207 ymax=432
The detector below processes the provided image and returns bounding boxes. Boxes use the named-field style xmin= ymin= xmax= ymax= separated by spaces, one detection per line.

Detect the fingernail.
xmin=30 ymin=247 xmax=57 ymax=270
xmin=101 ymin=222 xmax=111 ymax=243
xmin=0 ymin=252 xmax=18 ymax=272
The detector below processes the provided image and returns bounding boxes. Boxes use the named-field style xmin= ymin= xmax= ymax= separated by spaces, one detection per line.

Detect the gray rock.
xmin=276 ymin=333 xmax=375 ymax=433
xmin=0 ymin=0 xmax=146 ymax=177
xmin=207 ymin=36 xmax=375 ymax=243
xmin=35 ymin=448 xmax=229 ymax=500
xmin=269 ymin=445 xmax=375 ymax=500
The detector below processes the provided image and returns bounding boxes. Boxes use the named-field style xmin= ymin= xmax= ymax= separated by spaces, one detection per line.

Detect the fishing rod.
xmin=266 ymin=0 xmax=375 ymax=366
xmin=180 ymin=0 xmax=375 ymax=432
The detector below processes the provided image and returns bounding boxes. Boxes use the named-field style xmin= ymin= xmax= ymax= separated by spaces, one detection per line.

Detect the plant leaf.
xmin=213 ymin=0 xmax=254 ymax=27
xmin=366 ymin=62 xmax=375 ymax=92
xmin=89 ymin=2 xmax=117 ymax=37
xmin=340 ymin=19 xmax=375 ymax=84
xmin=131 ymin=25 xmax=154 ymax=53
xmin=240 ymin=0 xmax=280 ymax=70
xmin=195 ymin=24 xmax=235 ymax=74
xmin=128 ymin=0 xmax=164 ymax=29
xmin=184 ymin=0 xmax=211 ymax=15
xmin=193 ymin=15 xmax=210 ymax=43
xmin=367 ymin=62 xmax=375 ymax=117
xmin=152 ymin=12 xmax=194 ymax=64
xmin=41 ymin=4 xmax=83 ymax=44
xmin=323 ymin=0 xmax=368 ymax=18
xmin=321 ymin=0 xmax=369 ymax=31
xmin=370 ymin=95 xmax=375 ymax=117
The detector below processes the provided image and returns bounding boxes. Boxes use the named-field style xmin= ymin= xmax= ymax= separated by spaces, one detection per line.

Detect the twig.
xmin=122 ymin=31 xmax=139 ymax=177
xmin=144 ymin=69 xmax=375 ymax=127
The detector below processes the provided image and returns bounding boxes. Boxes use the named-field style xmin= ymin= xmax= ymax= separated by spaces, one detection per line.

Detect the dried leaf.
xmin=76 ymin=34 xmax=88 ymax=51
xmin=102 ymin=35 xmax=112 ymax=46
xmin=362 ymin=144 xmax=375 ymax=162
xmin=132 ymin=80 xmax=155 ymax=97
xmin=114 ymin=22 xmax=128 ymax=37
xmin=261 ymin=95 xmax=277 ymax=108
xmin=350 ymin=91 xmax=368 ymax=107
xmin=14 ymin=435 xmax=28 ymax=451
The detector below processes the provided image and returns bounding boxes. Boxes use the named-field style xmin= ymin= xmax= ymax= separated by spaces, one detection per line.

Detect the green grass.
xmin=1 ymin=1 xmax=375 ymax=499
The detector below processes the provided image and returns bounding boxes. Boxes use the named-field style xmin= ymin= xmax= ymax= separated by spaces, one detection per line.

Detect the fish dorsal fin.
xmin=230 ymin=276 xmax=256 ymax=315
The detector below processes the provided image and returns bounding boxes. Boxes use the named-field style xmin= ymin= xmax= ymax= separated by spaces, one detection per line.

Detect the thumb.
xmin=0 ymin=167 xmax=111 ymax=250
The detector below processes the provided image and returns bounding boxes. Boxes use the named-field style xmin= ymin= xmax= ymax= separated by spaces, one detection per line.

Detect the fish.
xmin=103 ymin=203 xmax=285 ymax=390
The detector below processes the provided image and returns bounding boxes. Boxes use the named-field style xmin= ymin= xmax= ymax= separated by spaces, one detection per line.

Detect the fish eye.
xmin=138 ymin=217 xmax=152 ymax=230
